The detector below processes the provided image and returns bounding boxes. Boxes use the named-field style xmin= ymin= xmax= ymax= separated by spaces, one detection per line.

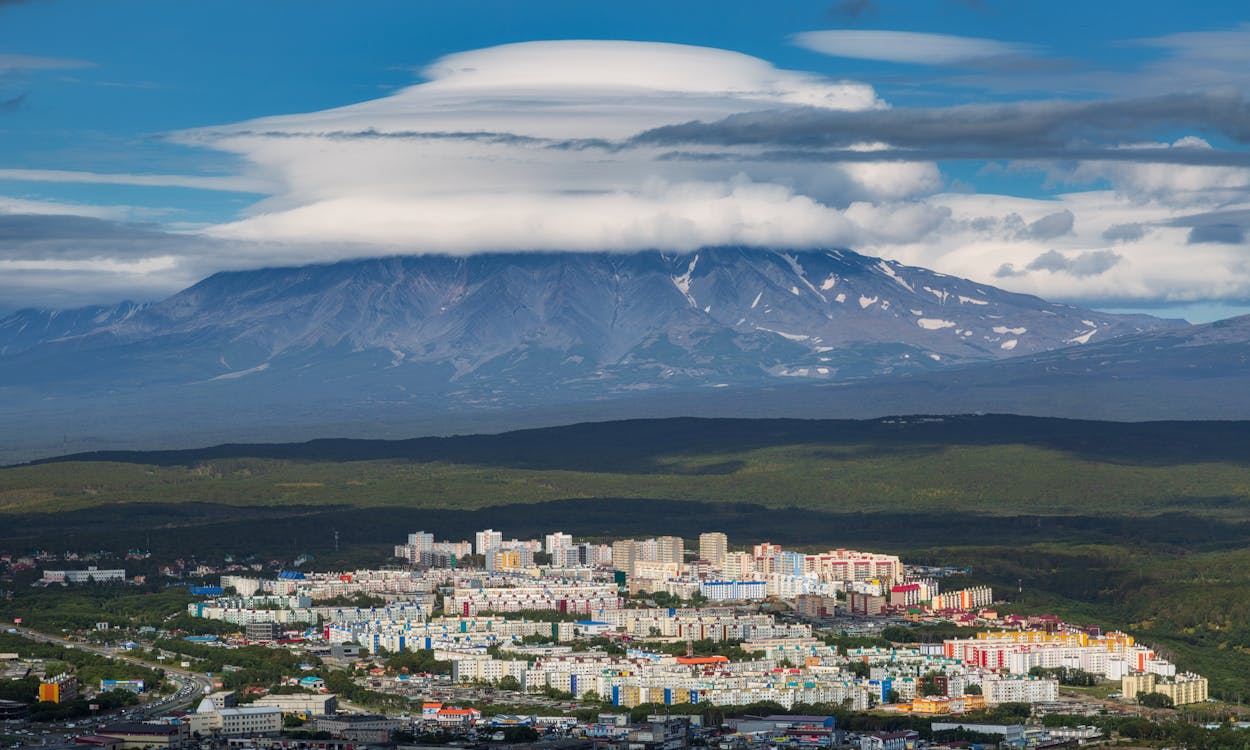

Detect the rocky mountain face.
xmin=0 ymin=247 xmax=1179 ymax=400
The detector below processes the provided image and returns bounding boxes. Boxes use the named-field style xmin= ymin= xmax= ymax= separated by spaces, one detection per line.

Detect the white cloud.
xmin=1064 ymin=138 xmax=1250 ymax=204
xmin=864 ymin=190 xmax=1250 ymax=304
xmin=0 ymin=169 xmax=268 ymax=193
xmin=791 ymin=30 xmax=1039 ymax=67
xmin=185 ymin=40 xmax=916 ymax=251
xmin=0 ymin=195 xmax=134 ymax=220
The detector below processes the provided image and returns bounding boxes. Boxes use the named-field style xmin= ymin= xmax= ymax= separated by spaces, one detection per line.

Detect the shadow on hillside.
xmin=30 ymin=415 xmax=1250 ymax=472
xmin=5 ymin=497 xmax=1249 ymax=558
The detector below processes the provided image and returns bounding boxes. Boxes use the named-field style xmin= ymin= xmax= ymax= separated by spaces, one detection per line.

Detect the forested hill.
xmin=26 ymin=413 xmax=1250 ymax=470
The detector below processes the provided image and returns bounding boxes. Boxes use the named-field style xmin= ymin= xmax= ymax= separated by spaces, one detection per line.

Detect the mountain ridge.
xmin=0 ymin=247 xmax=1179 ymax=385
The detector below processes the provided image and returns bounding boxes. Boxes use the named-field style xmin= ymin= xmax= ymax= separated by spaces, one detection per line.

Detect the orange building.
xmin=38 ymin=674 xmax=77 ymax=703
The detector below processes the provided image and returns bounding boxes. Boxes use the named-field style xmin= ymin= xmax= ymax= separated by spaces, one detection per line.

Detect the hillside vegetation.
xmin=6 ymin=415 xmax=1250 ymax=518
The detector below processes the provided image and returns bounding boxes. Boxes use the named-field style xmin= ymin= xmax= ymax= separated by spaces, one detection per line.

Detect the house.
xmin=435 ymin=706 xmax=482 ymax=725
xmin=860 ymin=731 xmax=919 ymax=750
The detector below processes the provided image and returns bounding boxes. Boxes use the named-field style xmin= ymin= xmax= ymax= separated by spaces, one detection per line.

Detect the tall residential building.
xmin=698 ymin=532 xmax=728 ymax=566
xmin=545 ymin=532 xmax=573 ymax=554
xmin=722 ymin=551 xmax=754 ymax=579
xmin=475 ymin=529 xmax=502 ymax=556
xmin=612 ymin=540 xmax=638 ymax=576
xmin=657 ymin=536 xmax=684 ymax=564
xmin=407 ymin=531 xmax=434 ymax=553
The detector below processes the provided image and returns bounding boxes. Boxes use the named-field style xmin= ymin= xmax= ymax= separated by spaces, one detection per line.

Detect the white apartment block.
xmin=982 ymin=676 xmax=1059 ymax=705
xmin=700 ymin=580 xmax=768 ymax=601
xmin=545 ymin=532 xmax=573 ymax=554
xmin=476 ymin=529 xmax=503 ymax=555
xmin=445 ymin=583 xmax=622 ymax=616
xmin=41 ymin=567 xmax=126 ymax=584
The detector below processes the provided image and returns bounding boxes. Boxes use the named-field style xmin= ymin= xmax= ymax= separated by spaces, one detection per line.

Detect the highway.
xmin=9 ymin=626 xmax=214 ymax=716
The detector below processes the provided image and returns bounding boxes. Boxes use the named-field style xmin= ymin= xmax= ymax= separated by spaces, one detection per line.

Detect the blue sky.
xmin=2 ymin=0 xmax=1250 ymax=320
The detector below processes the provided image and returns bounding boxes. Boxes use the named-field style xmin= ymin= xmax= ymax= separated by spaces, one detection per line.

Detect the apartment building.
xmin=982 ymin=676 xmax=1059 ymax=705
xmin=475 ymin=529 xmax=503 ymax=555
xmin=445 ymin=583 xmax=622 ymax=616
xmin=698 ymin=533 xmax=728 ymax=566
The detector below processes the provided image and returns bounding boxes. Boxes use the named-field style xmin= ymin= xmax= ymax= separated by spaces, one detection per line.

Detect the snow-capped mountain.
xmin=0 ymin=247 xmax=1178 ymax=400
xmin=0 ymin=246 xmax=1214 ymax=461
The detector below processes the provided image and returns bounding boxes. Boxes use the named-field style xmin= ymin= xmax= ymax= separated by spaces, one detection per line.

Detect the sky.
xmin=2 ymin=1 xmax=1250 ymax=322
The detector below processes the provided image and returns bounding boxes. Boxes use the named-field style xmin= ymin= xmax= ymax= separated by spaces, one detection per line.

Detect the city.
xmin=0 ymin=528 xmax=1218 ymax=749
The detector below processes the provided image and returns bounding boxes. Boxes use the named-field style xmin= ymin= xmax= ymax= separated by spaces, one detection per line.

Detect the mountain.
xmin=0 ymin=247 xmax=1175 ymax=386
xmin=0 ymin=247 xmax=1195 ymax=461
xmin=965 ymin=312 xmax=1250 ymax=379
xmin=0 ymin=300 xmax=146 ymax=357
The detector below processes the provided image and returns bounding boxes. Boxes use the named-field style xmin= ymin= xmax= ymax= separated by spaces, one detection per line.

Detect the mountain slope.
xmin=0 ymin=246 xmax=1199 ymax=461
xmin=0 ymin=247 xmax=1177 ymax=391
xmin=0 ymin=301 xmax=146 ymax=357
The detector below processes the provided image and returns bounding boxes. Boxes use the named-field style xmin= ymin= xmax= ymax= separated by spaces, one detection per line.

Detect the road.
xmin=9 ymin=626 xmax=214 ymax=715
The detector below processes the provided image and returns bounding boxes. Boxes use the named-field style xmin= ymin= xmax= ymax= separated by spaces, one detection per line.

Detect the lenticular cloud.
xmin=184 ymin=40 xmax=934 ymax=252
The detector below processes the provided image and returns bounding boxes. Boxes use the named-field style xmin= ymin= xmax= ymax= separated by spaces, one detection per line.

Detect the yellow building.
xmin=909 ymin=694 xmax=986 ymax=715
xmin=1121 ymin=672 xmax=1156 ymax=701
xmin=1122 ymin=671 xmax=1209 ymax=706
xmin=976 ymin=630 xmax=1091 ymax=646
xmin=1157 ymin=674 xmax=1209 ymax=706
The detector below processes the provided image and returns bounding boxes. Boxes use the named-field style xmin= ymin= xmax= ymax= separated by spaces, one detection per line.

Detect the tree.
xmin=845 ymin=661 xmax=870 ymax=679
xmin=502 ymin=726 xmax=540 ymax=743
xmin=498 ymin=675 xmax=521 ymax=691
xmin=1138 ymin=692 xmax=1174 ymax=709
xmin=964 ymin=683 xmax=982 ymax=695
xmin=887 ymin=689 xmax=901 ymax=704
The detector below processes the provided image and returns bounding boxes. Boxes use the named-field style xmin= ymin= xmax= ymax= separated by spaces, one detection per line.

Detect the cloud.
xmin=0 ymin=212 xmax=218 ymax=308
xmin=634 ymin=92 xmax=1250 ymax=157
xmin=792 ymin=30 xmax=1042 ymax=68
xmin=181 ymin=40 xmax=919 ymax=251
xmin=0 ymin=168 xmax=268 ymax=193
xmin=1103 ymin=223 xmax=1147 ymax=243
xmin=1187 ymin=224 xmax=1245 ymax=245
xmin=0 ymin=53 xmax=93 ymax=72
xmin=1024 ymin=249 xmax=1121 ymax=277
xmin=1126 ymin=24 xmax=1250 ymax=93
xmin=1021 ymin=209 xmax=1074 ymax=240
xmin=0 ymin=195 xmax=140 ymax=220
xmin=1053 ymin=137 xmax=1250 ymax=204
xmin=1166 ymin=208 xmax=1250 ymax=245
